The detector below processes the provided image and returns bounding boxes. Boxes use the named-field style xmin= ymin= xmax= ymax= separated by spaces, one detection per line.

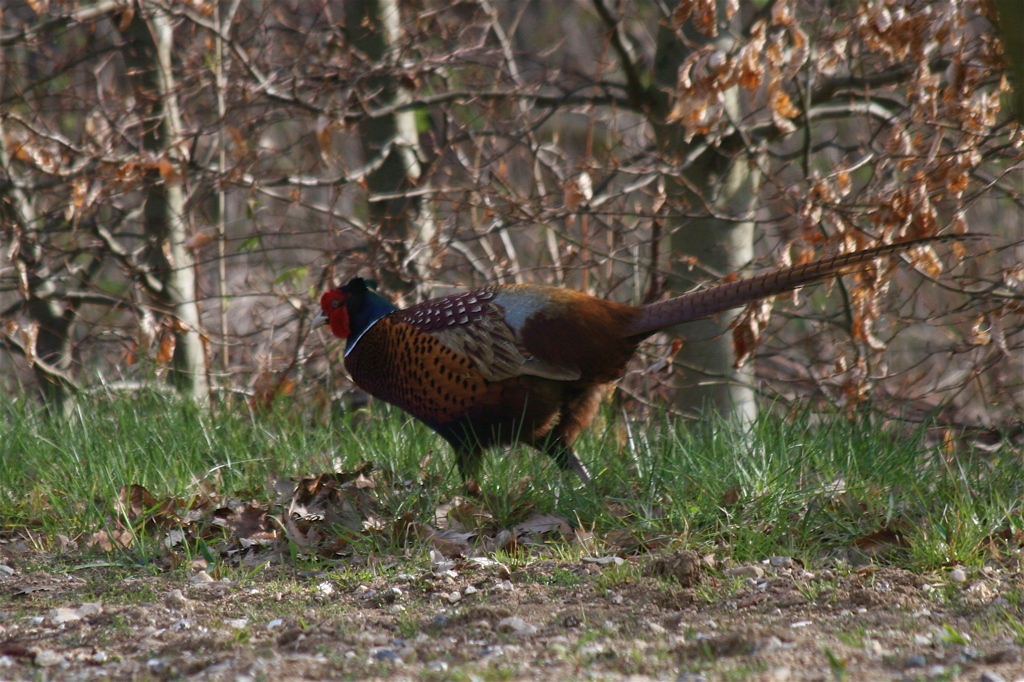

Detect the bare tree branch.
xmin=591 ymin=0 xmax=653 ymax=110
xmin=0 ymin=326 xmax=81 ymax=393
xmin=0 ymin=0 xmax=129 ymax=47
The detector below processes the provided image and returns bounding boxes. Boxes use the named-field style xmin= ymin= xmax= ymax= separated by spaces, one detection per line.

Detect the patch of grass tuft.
xmin=1 ymin=393 xmax=1020 ymax=573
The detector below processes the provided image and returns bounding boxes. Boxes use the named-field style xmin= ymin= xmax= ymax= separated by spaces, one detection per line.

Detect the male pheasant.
xmin=316 ymin=237 xmax=951 ymax=483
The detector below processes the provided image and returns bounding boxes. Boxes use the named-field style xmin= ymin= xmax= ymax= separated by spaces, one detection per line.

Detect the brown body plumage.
xmin=317 ymin=237 xmax=952 ymax=483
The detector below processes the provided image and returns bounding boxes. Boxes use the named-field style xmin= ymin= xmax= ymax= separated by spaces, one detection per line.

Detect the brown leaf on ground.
xmin=645 ymin=549 xmax=703 ymax=587
xmin=436 ymin=496 xmax=492 ymax=532
xmin=0 ymin=642 xmax=34 ymax=659
xmin=719 ymin=485 xmax=742 ymax=507
xmin=116 ymin=484 xmax=184 ymax=529
xmin=428 ymin=530 xmax=473 ymax=558
xmin=514 ymin=513 xmax=573 ymax=539
xmin=118 ymin=484 xmax=156 ymax=521
xmin=283 ymin=467 xmax=380 ymax=555
xmin=604 ymin=529 xmax=670 ymax=554
xmin=854 ymin=526 xmax=910 ymax=556
xmin=87 ymin=529 xmax=134 ymax=552
xmin=219 ymin=501 xmax=271 ymax=539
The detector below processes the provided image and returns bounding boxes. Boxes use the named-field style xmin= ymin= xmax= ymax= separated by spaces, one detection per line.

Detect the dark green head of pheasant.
xmin=318 ymin=278 xmax=397 ymax=342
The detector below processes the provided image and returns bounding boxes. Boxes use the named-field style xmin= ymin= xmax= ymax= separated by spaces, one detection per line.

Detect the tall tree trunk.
xmin=345 ymin=0 xmax=436 ymax=298
xmin=122 ymin=1 xmax=209 ymax=404
xmin=651 ymin=9 xmax=759 ymax=421
xmin=993 ymin=1 xmax=1024 ymax=123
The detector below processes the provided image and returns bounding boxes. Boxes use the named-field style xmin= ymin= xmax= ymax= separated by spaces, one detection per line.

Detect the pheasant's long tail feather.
xmin=624 ymin=236 xmax=959 ymax=337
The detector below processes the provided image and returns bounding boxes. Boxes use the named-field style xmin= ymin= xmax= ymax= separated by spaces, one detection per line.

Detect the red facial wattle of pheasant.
xmin=316 ymin=237 xmax=959 ymax=484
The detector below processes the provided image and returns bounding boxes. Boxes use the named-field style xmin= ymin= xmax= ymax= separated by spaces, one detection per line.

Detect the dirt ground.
xmin=2 ymin=550 xmax=1024 ymax=681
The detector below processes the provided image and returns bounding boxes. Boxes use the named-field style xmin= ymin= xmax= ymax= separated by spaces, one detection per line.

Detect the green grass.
xmin=0 ymin=391 xmax=1020 ymax=571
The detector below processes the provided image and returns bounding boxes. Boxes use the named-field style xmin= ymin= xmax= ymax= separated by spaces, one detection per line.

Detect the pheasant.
xmin=315 ymin=237 xmax=952 ymax=483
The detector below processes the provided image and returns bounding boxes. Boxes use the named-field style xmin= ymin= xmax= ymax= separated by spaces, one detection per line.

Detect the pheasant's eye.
xmin=330 ymin=297 xmax=343 ymax=309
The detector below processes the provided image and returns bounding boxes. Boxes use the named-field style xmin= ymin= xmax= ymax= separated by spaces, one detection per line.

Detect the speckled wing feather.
xmin=394 ymin=289 xmax=578 ymax=382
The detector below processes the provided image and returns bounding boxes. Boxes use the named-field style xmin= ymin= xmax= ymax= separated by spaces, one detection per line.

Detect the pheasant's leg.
xmin=540 ymin=439 xmax=591 ymax=484
xmin=537 ymin=385 xmax=604 ymax=484
xmin=453 ymin=446 xmax=484 ymax=483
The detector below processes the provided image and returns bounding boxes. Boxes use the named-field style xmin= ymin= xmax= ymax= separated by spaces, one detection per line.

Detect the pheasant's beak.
xmin=312 ymin=311 xmax=328 ymax=329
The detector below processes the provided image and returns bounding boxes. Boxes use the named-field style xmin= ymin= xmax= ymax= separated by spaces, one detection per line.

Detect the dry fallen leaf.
xmin=515 ymin=513 xmax=573 ymax=538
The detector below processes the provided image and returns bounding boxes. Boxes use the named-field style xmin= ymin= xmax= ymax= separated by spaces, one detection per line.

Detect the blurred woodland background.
xmin=1 ymin=0 xmax=1021 ymax=435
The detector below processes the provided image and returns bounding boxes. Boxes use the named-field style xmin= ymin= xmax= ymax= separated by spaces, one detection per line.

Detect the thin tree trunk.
xmin=993 ymin=1 xmax=1024 ymax=124
xmin=660 ymin=154 xmax=759 ymax=421
xmin=122 ymin=0 xmax=209 ymax=404
xmin=345 ymin=0 xmax=436 ymax=298
xmin=651 ymin=8 xmax=759 ymax=421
